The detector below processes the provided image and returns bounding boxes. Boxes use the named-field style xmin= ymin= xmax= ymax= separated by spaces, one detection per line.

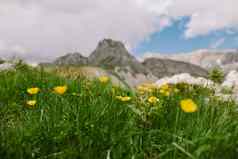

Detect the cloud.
xmin=210 ymin=38 xmax=226 ymax=49
xmin=166 ymin=0 xmax=238 ymax=38
xmin=0 ymin=0 xmax=169 ymax=62
xmin=0 ymin=0 xmax=237 ymax=63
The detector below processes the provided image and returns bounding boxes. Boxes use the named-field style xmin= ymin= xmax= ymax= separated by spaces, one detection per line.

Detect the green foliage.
xmin=0 ymin=67 xmax=238 ymax=159
xmin=221 ymin=86 xmax=234 ymax=95
xmin=0 ymin=59 xmax=4 ymax=64
xmin=209 ymin=67 xmax=225 ymax=84
xmin=14 ymin=59 xmax=30 ymax=71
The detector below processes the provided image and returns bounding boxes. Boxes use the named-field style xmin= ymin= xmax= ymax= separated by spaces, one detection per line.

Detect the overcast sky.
xmin=0 ymin=0 xmax=237 ymax=63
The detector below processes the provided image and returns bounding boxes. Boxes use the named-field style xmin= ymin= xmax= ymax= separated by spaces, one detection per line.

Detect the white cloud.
xmin=0 ymin=0 xmax=237 ymax=63
xmin=166 ymin=0 xmax=238 ymax=38
xmin=0 ymin=41 xmax=29 ymax=58
xmin=0 ymin=0 xmax=168 ymax=62
xmin=210 ymin=38 xmax=226 ymax=49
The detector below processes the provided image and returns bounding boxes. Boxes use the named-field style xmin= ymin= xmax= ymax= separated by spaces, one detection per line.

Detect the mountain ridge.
xmin=40 ymin=39 xmax=209 ymax=87
xmin=142 ymin=57 xmax=208 ymax=78
xmin=143 ymin=49 xmax=238 ymax=72
xmin=54 ymin=52 xmax=88 ymax=66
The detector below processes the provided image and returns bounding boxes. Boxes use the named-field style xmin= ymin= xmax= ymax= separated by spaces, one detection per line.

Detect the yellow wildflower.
xmin=148 ymin=96 xmax=159 ymax=104
xmin=180 ymin=99 xmax=198 ymax=113
xmin=53 ymin=85 xmax=67 ymax=95
xmin=174 ymin=88 xmax=179 ymax=93
xmin=136 ymin=83 xmax=156 ymax=94
xmin=116 ymin=96 xmax=131 ymax=102
xmin=159 ymin=83 xmax=171 ymax=96
xmin=99 ymin=76 xmax=109 ymax=83
xmin=160 ymin=83 xmax=169 ymax=90
xmin=160 ymin=89 xmax=170 ymax=96
xmin=27 ymin=87 xmax=40 ymax=95
xmin=26 ymin=100 xmax=37 ymax=108
xmin=137 ymin=87 xmax=151 ymax=94
xmin=165 ymin=91 xmax=170 ymax=96
xmin=143 ymin=83 xmax=158 ymax=89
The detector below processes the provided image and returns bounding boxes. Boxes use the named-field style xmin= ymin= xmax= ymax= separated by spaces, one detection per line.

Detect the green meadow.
xmin=0 ymin=64 xmax=238 ymax=159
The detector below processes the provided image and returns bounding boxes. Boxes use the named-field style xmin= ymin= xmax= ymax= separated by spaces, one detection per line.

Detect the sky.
xmin=0 ymin=0 xmax=237 ymax=63
xmin=134 ymin=17 xmax=238 ymax=56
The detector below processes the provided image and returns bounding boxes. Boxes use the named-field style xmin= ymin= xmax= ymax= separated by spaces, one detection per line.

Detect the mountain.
xmin=42 ymin=39 xmax=157 ymax=88
xmin=88 ymin=39 xmax=149 ymax=75
xmin=54 ymin=52 xmax=88 ymax=66
xmin=44 ymin=39 xmax=209 ymax=87
xmin=144 ymin=49 xmax=238 ymax=72
xmin=142 ymin=58 xmax=208 ymax=78
xmin=88 ymin=39 xmax=157 ymax=87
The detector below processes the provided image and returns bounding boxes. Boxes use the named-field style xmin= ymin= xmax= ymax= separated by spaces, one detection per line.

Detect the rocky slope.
xmin=88 ymin=39 xmax=150 ymax=75
xmin=46 ymin=39 xmax=209 ymax=87
xmin=54 ymin=52 xmax=88 ymax=66
xmin=145 ymin=49 xmax=238 ymax=72
xmin=87 ymin=39 xmax=158 ymax=87
xmin=143 ymin=58 xmax=208 ymax=78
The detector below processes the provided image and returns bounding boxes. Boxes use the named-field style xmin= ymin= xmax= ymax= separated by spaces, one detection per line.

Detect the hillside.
xmin=0 ymin=64 xmax=238 ymax=159
xmin=89 ymin=39 xmax=149 ymax=74
xmin=46 ymin=39 xmax=208 ymax=87
xmin=143 ymin=58 xmax=208 ymax=78
xmin=145 ymin=49 xmax=238 ymax=72
xmin=54 ymin=52 xmax=88 ymax=66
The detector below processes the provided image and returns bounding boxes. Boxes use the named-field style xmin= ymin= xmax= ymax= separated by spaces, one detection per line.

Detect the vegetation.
xmin=0 ymin=65 xmax=238 ymax=159
xmin=209 ymin=67 xmax=225 ymax=84
xmin=0 ymin=59 xmax=4 ymax=64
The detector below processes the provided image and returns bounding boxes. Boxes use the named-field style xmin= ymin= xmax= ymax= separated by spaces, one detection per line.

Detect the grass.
xmin=0 ymin=64 xmax=238 ymax=159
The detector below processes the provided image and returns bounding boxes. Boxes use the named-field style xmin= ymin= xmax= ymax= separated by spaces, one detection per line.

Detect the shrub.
xmin=0 ymin=59 xmax=4 ymax=64
xmin=209 ymin=67 xmax=225 ymax=84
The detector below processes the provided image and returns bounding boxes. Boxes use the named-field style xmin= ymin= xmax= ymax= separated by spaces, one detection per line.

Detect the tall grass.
xmin=0 ymin=65 xmax=238 ymax=159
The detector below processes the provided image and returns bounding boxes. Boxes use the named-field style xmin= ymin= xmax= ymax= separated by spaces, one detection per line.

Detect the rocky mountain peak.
xmin=88 ymin=39 xmax=149 ymax=74
xmin=89 ymin=39 xmax=131 ymax=61
xmin=98 ymin=39 xmax=125 ymax=49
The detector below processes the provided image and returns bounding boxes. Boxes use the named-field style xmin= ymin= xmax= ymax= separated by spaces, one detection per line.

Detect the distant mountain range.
xmin=144 ymin=49 xmax=238 ymax=73
xmin=142 ymin=58 xmax=208 ymax=78
xmin=41 ymin=39 xmax=208 ymax=88
xmin=54 ymin=53 xmax=88 ymax=66
xmin=1 ymin=39 xmax=237 ymax=88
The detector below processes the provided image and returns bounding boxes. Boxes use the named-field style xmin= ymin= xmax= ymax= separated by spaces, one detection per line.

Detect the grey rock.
xmin=54 ymin=52 xmax=88 ymax=66
xmin=150 ymin=49 xmax=238 ymax=72
xmin=142 ymin=58 xmax=208 ymax=78
xmin=220 ymin=52 xmax=238 ymax=65
xmin=88 ymin=39 xmax=149 ymax=75
xmin=88 ymin=39 xmax=158 ymax=87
